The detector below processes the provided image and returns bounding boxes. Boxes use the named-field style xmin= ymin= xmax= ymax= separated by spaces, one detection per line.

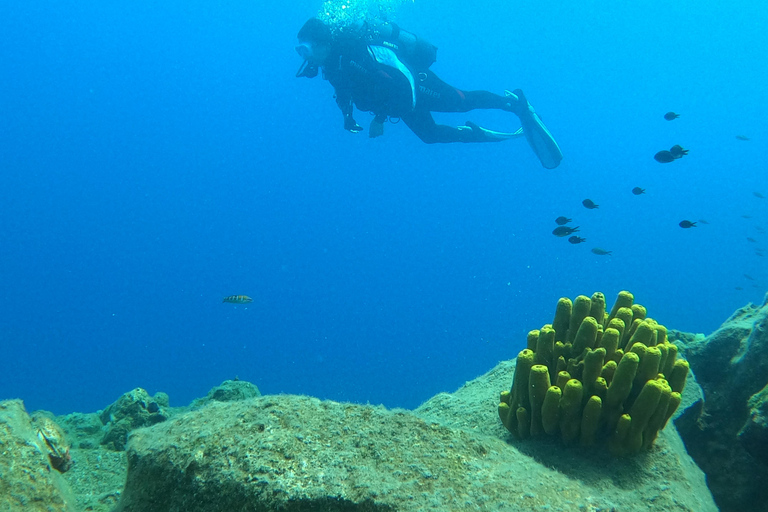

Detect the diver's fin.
xmin=506 ymin=89 xmax=563 ymax=169
xmin=462 ymin=121 xmax=524 ymax=142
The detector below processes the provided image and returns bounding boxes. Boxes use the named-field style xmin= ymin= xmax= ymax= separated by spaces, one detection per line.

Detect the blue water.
xmin=2 ymin=0 xmax=766 ymax=416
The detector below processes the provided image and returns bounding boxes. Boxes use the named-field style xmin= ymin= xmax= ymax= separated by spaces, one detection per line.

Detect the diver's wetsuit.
xmin=321 ymin=35 xmax=511 ymax=144
xmin=404 ymin=70 xmax=510 ymax=143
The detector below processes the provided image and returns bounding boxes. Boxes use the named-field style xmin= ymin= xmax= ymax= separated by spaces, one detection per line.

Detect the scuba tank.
xmin=361 ymin=21 xmax=437 ymax=71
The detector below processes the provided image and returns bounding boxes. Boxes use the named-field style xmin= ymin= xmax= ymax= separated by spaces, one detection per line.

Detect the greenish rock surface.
xmin=99 ymin=388 xmax=169 ymax=451
xmin=674 ymin=293 xmax=768 ymax=512
xmin=739 ymin=382 xmax=768 ymax=462
xmin=0 ymin=399 xmax=78 ymax=512
xmin=111 ymin=365 xmax=716 ymax=512
xmin=189 ymin=378 xmax=261 ymax=409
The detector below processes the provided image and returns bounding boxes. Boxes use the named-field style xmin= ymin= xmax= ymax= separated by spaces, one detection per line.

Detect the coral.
xmin=499 ymin=291 xmax=687 ymax=456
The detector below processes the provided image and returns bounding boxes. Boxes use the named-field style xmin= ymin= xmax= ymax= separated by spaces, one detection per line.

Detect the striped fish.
xmin=222 ymin=295 xmax=253 ymax=304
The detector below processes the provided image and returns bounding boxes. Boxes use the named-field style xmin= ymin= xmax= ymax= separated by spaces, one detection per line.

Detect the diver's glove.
xmin=344 ymin=116 xmax=363 ymax=133
xmin=369 ymin=114 xmax=386 ymax=139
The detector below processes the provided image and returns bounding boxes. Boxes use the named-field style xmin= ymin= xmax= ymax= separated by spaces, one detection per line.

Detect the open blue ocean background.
xmin=2 ymin=0 xmax=766 ymax=415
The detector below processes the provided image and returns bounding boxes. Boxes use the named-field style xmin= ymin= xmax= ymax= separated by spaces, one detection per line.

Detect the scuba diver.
xmin=295 ymin=18 xmax=562 ymax=169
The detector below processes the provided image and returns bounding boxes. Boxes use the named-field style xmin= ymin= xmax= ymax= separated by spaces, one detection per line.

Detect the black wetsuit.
xmin=322 ymin=35 xmax=511 ymax=144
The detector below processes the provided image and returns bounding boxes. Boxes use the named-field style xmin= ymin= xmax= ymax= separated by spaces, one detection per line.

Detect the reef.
xmin=498 ymin=291 xmax=687 ymax=456
xmin=99 ymin=388 xmax=169 ymax=451
xmin=0 ymin=372 xmax=717 ymax=512
xmin=674 ymin=293 xmax=768 ymax=512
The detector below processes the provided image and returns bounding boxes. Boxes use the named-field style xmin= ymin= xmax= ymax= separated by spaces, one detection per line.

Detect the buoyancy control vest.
xmin=358 ymin=21 xmax=437 ymax=72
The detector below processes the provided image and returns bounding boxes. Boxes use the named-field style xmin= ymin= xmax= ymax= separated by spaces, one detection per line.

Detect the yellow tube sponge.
xmin=559 ymin=379 xmax=583 ymax=444
xmin=607 ymin=291 xmax=634 ymax=324
xmin=625 ymin=379 xmax=665 ymax=454
xmin=589 ymin=292 xmax=606 ymax=326
xmin=636 ymin=345 xmax=662 ymax=386
xmin=567 ymin=295 xmax=592 ymax=344
xmin=609 ymin=414 xmax=632 ymax=457
xmin=642 ymin=378 xmax=672 ymax=449
xmin=580 ymin=396 xmax=603 ymax=446
xmin=534 ymin=327 xmax=556 ymax=378
xmin=503 ymin=349 xmax=534 ymax=436
xmin=541 ymin=385 xmax=562 ymax=436
xmin=598 ymin=327 xmax=620 ymax=362
xmin=500 ymin=291 xmax=687 ymax=456
xmin=604 ymin=351 xmax=640 ymax=429
xmin=668 ymin=359 xmax=689 ymax=394
xmin=526 ymin=329 xmax=540 ymax=351
xmin=571 ymin=316 xmax=599 ymax=358
xmin=528 ymin=365 xmax=551 ymax=437
xmin=552 ymin=297 xmax=572 ymax=343
xmin=582 ymin=347 xmax=606 ymax=398
xmin=516 ymin=407 xmax=531 ymax=439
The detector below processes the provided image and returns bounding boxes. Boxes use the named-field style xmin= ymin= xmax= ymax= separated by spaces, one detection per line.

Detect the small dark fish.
xmin=736 ymin=135 xmax=750 ymax=141
xmin=669 ymin=145 xmax=689 ymax=158
xmin=632 ymin=187 xmax=646 ymax=195
xmin=555 ymin=216 xmax=572 ymax=225
xmin=552 ymin=226 xmax=579 ymax=237
xmin=664 ymin=112 xmax=680 ymax=121
xmin=698 ymin=219 xmax=710 ymax=225
xmin=223 ymin=295 xmax=253 ymax=304
xmin=568 ymin=236 xmax=586 ymax=244
xmin=756 ymin=252 xmax=764 ymax=257
xmin=744 ymin=274 xmax=755 ymax=281
xmin=747 ymin=237 xmax=757 ymax=243
xmin=754 ymin=191 xmax=766 ymax=199
xmin=679 ymin=220 xmax=697 ymax=228
xmin=591 ymin=247 xmax=612 ymax=255
xmin=582 ymin=199 xmax=599 ymax=209
xmin=742 ymin=214 xmax=753 ymax=219
xmin=654 ymin=150 xmax=675 ymax=163
xmin=735 ymin=286 xmax=744 ymax=290
xmin=755 ymin=226 xmax=765 ymax=233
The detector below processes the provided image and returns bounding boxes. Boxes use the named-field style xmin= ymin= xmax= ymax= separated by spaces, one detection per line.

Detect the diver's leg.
xmin=416 ymin=71 xmax=509 ymax=112
xmin=402 ymin=109 xmax=511 ymax=144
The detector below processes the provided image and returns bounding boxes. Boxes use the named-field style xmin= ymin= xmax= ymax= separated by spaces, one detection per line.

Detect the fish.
xmin=735 ymin=286 xmax=744 ymax=290
xmin=679 ymin=220 xmax=697 ymax=228
xmin=755 ymin=226 xmax=765 ymax=233
xmin=552 ymin=226 xmax=579 ymax=237
xmin=223 ymin=295 xmax=253 ymax=304
xmin=698 ymin=219 xmax=710 ymax=225
xmin=744 ymin=274 xmax=755 ymax=281
xmin=632 ymin=187 xmax=646 ymax=195
xmin=669 ymin=145 xmax=689 ymax=158
xmin=568 ymin=236 xmax=586 ymax=244
xmin=747 ymin=237 xmax=757 ymax=243
xmin=654 ymin=150 xmax=675 ymax=163
xmin=736 ymin=135 xmax=750 ymax=141
xmin=591 ymin=247 xmax=612 ymax=255
xmin=582 ymin=199 xmax=599 ymax=209
xmin=754 ymin=191 xmax=766 ymax=199
xmin=555 ymin=216 xmax=572 ymax=225
xmin=742 ymin=215 xmax=753 ymax=219
xmin=664 ymin=112 xmax=680 ymax=121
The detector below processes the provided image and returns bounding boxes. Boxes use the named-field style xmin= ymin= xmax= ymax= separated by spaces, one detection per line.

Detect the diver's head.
xmin=295 ymin=18 xmax=333 ymax=78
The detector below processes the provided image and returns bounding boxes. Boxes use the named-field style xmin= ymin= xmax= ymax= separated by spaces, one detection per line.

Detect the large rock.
xmin=674 ymin=294 xmax=768 ymax=511
xmin=114 ymin=362 xmax=716 ymax=511
xmin=99 ymin=388 xmax=169 ymax=451
xmin=0 ymin=400 xmax=78 ymax=512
